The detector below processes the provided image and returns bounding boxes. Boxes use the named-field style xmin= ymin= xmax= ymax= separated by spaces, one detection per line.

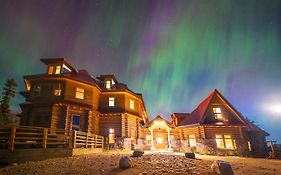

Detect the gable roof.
xmin=176 ymin=89 xmax=247 ymax=126
xmin=146 ymin=115 xmax=174 ymax=128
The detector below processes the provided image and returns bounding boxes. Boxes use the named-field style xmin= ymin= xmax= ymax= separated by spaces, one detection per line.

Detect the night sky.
xmin=0 ymin=0 xmax=281 ymax=142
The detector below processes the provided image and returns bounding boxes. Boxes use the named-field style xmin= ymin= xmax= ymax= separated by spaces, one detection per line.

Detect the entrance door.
xmin=153 ymin=128 xmax=168 ymax=150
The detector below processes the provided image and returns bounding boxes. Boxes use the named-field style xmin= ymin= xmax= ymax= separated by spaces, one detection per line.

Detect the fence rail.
xmin=0 ymin=125 xmax=103 ymax=150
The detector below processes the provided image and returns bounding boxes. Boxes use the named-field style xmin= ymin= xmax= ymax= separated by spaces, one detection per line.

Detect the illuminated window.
xmin=213 ymin=107 xmax=223 ymax=119
xmin=224 ymin=135 xmax=234 ymax=149
xmin=109 ymin=97 xmax=115 ymax=106
xmin=48 ymin=66 xmax=54 ymax=75
xmin=156 ymin=137 xmax=163 ymax=144
xmin=54 ymin=84 xmax=61 ymax=96
xmin=130 ymin=99 xmax=135 ymax=109
xmin=75 ymin=87 xmax=84 ymax=99
xmin=109 ymin=128 xmax=115 ymax=134
xmin=146 ymin=135 xmax=151 ymax=140
xmin=55 ymin=65 xmax=61 ymax=74
xmin=109 ymin=128 xmax=115 ymax=144
xmin=106 ymin=80 xmax=111 ymax=89
xmin=189 ymin=134 xmax=196 ymax=147
xmin=216 ymin=134 xmax=235 ymax=149
xmin=33 ymin=85 xmax=41 ymax=97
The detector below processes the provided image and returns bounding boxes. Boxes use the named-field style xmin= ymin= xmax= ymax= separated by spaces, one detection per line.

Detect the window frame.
xmin=130 ymin=99 xmax=135 ymax=109
xmin=54 ymin=65 xmax=62 ymax=75
xmin=105 ymin=80 xmax=111 ymax=89
xmin=53 ymin=83 xmax=61 ymax=96
xmin=75 ymin=87 xmax=84 ymax=99
xmin=72 ymin=115 xmax=80 ymax=131
xmin=109 ymin=97 xmax=115 ymax=107
xmin=188 ymin=134 xmax=196 ymax=147
xmin=48 ymin=66 xmax=54 ymax=75
xmin=213 ymin=107 xmax=223 ymax=120
xmin=215 ymin=134 xmax=236 ymax=150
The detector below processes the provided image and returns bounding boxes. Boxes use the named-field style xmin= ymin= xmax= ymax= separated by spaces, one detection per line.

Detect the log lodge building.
xmin=19 ymin=58 xmax=268 ymax=157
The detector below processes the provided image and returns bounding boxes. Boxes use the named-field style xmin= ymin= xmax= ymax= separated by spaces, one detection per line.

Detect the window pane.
xmin=75 ymin=88 xmax=84 ymax=99
xmin=55 ymin=66 xmax=61 ymax=74
xmin=106 ymin=80 xmax=111 ymax=89
xmin=48 ymin=66 xmax=54 ymax=75
xmin=189 ymin=139 xmax=196 ymax=147
xmin=225 ymin=139 xmax=234 ymax=149
xmin=216 ymin=138 xmax=225 ymax=148
xmin=216 ymin=134 xmax=223 ymax=139
xmin=224 ymin=135 xmax=231 ymax=139
xmin=72 ymin=115 xmax=80 ymax=131
xmin=54 ymin=84 xmax=61 ymax=96
xmin=130 ymin=99 xmax=134 ymax=109
xmin=109 ymin=97 xmax=115 ymax=106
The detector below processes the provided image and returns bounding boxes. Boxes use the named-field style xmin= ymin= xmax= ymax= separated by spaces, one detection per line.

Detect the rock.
xmin=10 ymin=162 xmax=17 ymax=166
xmin=119 ymin=156 xmax=132 ymax=169
xmin=211 ymin=160 xmax=234 ymax=175
xmin=185 ymin=152 xmax=195 ymax=159
xmin=133 ymin=150 xmax=144 ymax=157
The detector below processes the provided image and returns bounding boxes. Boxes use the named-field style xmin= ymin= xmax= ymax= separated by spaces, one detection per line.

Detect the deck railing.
xmin=0 ymin=125 xmax=103 ymax=150
xmin=73 ymin=131 xmax=103 ymax=148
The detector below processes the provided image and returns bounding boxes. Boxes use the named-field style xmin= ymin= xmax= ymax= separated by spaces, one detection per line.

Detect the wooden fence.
xmin=0 ymin=125 xmax=103 ymax=150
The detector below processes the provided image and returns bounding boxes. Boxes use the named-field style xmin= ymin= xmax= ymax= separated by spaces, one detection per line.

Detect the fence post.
xmin=42 ymin=128 xmax=48 ymax=149
xmin=73 ymin=130 xmax=77 ymax=149
xmin=95 ymin=135 xmax=98 ymax=148
xmin=85 ymin=133 xmax=88 ymax=148
xmin=8 ymin=125 xmax=16 ymax=151
xmin=102 ymin=136 xmax=104 ymax=149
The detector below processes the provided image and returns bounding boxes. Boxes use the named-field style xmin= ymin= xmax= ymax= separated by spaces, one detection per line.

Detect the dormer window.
xmin=130 ymin=99 xmax=135 ymax=109
xmin=106 ymin=80 xmax=111 ymax=89
xmin=213 ymin=107 xmax=223 ymax=120
xmin=55 ymin=65 xmax=61 ymax=75
xmin=48 ymin=66 xmax=54 ymax=75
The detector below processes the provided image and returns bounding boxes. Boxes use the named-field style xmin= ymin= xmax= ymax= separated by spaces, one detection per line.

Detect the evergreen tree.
xmin=0 ymin=79 xmax=17 ymax=125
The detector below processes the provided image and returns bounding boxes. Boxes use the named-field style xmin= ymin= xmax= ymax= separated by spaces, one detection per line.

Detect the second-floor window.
xmin=48 ymin=66 xmax=54 ymax=75
xmin=54 ymin=84 xmax=61 ymax=96
xmin=105 ymin=80 xmax=111 ymax=89
xmin=55 ymin=65 xmax=61 ymax=75
xmin=109 ymin=97 xmax=115 ymax=106
xmin=75 ymin=87 xmax=84 ymax=99
xmin=213 ymin=107 xmax=223 ymax=120
xmin=130 ymin=99 xmax=134 ymax=109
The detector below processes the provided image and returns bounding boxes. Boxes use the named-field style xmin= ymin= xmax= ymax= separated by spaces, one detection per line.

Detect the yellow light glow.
xmin=156 ymin=137 xmax=163 ymax=144
xmin=153 ymin=120 xmax=165 ymax=125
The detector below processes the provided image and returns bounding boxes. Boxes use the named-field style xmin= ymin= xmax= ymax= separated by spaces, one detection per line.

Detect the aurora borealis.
xmin=0 ymin=0 xmax=281 ymax=141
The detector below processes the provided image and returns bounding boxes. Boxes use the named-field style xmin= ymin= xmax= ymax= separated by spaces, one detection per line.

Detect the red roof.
xmin=177 ymin=90 xmax=216 ymax=126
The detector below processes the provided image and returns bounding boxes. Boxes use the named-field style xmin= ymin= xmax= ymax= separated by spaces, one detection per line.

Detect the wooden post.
xmin=102 ymin=136 xmax=104 ymax=149
xmin=8 ymin=125 xmax=16 ymax=151
xmin=68 ymin=131 xmax=73 ymax=148
xmin=269 ymin=141 xmax=276 ymax=159
xmin=73 ymin=130 xmax=77 ymax=149
xmin=85 ymin=133 xmax=88 ymax=148
xmin=42 ymin=128 xmax=48 ymax=149
xmin=95 ymin=135 xmax=98 ymax=148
